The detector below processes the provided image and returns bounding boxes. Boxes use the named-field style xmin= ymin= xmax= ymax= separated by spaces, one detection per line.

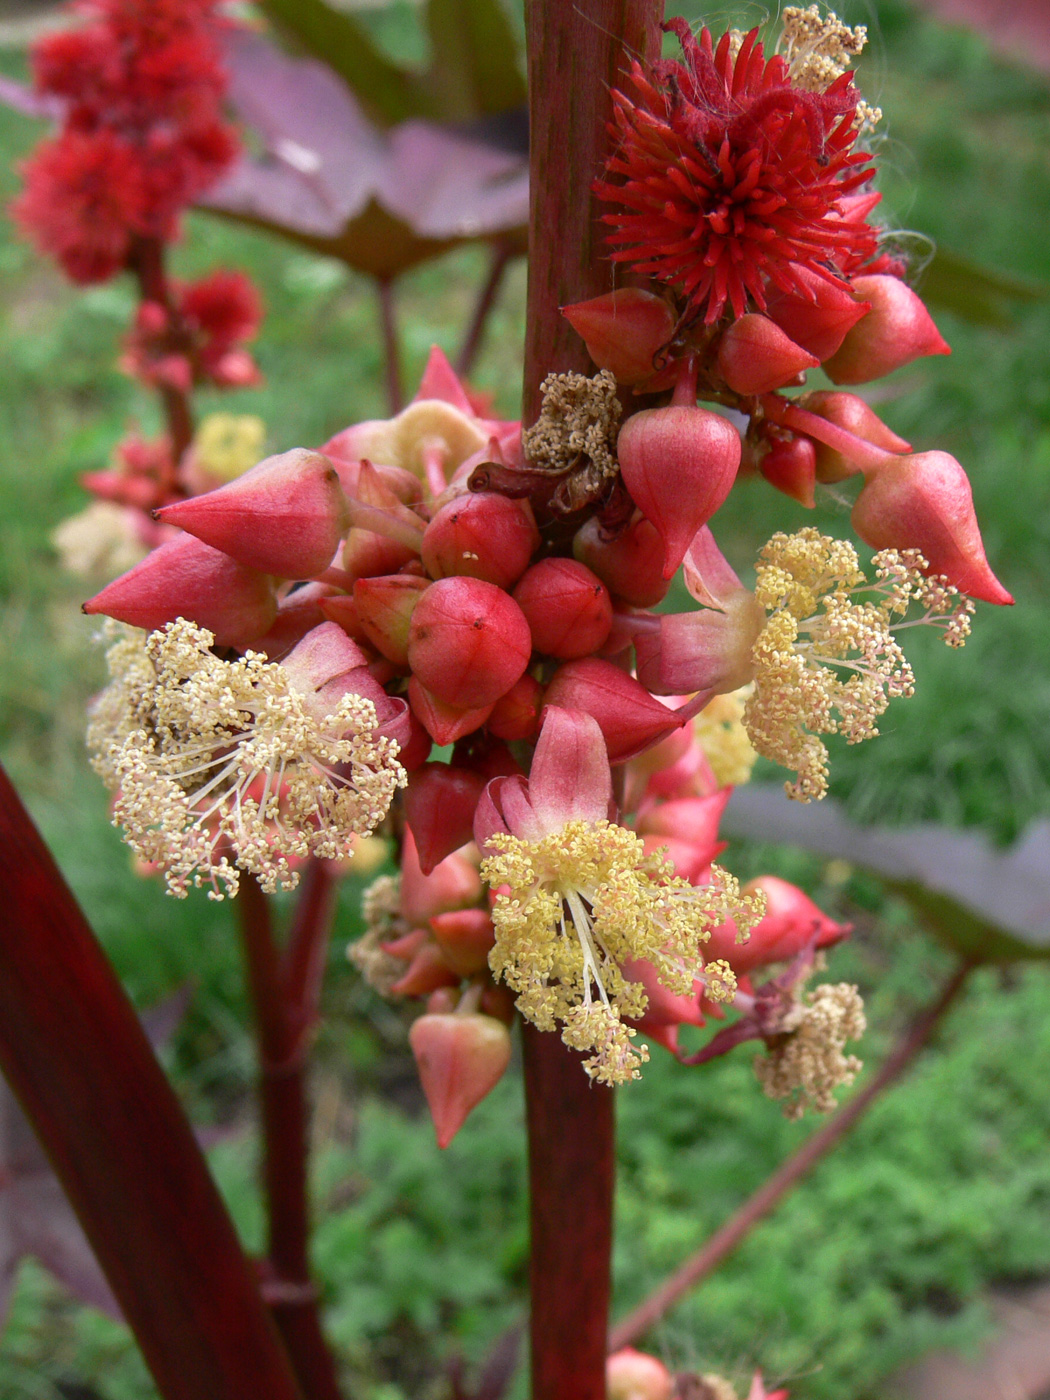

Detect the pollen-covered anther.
xmin=694 ymin=687 xmax=758 ymax=788
xmin=480 ymin=818 xmax=764 ymax=1085
xmin=348 ymin=874 xmax=406 ymax=996
xmin=88 ymin=619 xmax=405 ymax=900
xmin=743 ymin=529 xmax=974 ymax=802
xmin=523 ymin=370 xmax=622 ymax=507
xmin=754 ymin=981 xmax=866 ymax=1118
xmin=778 ymin=5 xmax=868 ymax=93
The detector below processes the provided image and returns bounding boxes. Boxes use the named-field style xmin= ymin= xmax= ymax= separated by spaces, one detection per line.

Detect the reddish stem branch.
xmin=456 ymin=241 xmax=514 ymax=379
xmin=128 ymin=237 xmax=195 ymax=467
xmin=760 ymin=393 xmax=895 ymax=476
xmin=0 ymin=764 xmax=304 ymax=1400
xmin=376 ymin=278 xmax=404 ymax=414
xmin=523 ymin=1025 xmax=616 ymax=1400
xmin=237 ymin=872 xmax=344 ymax=1400
xmin=608 ymin=960 xmax=975 ymax=1352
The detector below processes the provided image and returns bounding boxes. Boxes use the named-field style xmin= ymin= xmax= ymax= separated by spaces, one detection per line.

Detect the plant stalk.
xmin=608 ymin=959 xmax=975 ymax=1351
xmin=128 ymin=236 xmax=196 ymax=468
xmin=376 ymin=278 xmax=404 ymax=414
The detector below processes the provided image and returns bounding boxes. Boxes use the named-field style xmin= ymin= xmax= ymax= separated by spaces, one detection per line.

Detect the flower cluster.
xmin=121 ymin=270 xmax=262 ymax=393
xmin=753 ymin=981 xmax=866 ymax=1117
xmin=13 ymin=0 xmax=237 ymax=283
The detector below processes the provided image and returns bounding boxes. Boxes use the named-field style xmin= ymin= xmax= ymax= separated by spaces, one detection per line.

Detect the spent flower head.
xmin=88 ymin=619 xmax=405 ymax=899
xmin=744 ymin=529 xmax=974 ymax=800
xmin=754 ymin=980 xmax=865 ymax=1117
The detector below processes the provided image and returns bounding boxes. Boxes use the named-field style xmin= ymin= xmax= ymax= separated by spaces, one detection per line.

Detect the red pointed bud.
xmin=851 ymin=451 xmax=1012 ymax=605
xmin=352 ymin=575 xmax=429 ymax=666
xmin=800 ymin=390 xmax=912 ymax=483
xmin=543 ymin=659 xmax=684 ymax=764
xmin=607 ymin=1348 xmax=675 ymax=1400
xmin=573 ymin=514 xmax=669 ymax=607
xmin=487 ymin=672 xmax=545 ymax=743
xmin=640 ymin=831 xmax=720 ymax=885
xmin=318 ymin=592 xmax=367 ymax=643
xmin=252 ymin=582 xmax=338 ymax=661
xmin=407 ymin=577 xmax=532 ymax=709
xmin=562 ymin=288 xmax=676 ymax=385
xmin=636 ymin=789 xmax=731 ymax=865
xmin=716 ymin=314 xmax=819 ymax=395
xmin=390 ymin=944 xmax=460 ymax=997
xmin=764 ymin=264 xmax=871 ymax=362
xmin=616 ymin=407 xmax=741 ymax=578
xmin=758 ymin=433 xmax=817 ymax=507
xmin=824 ymin=275 xmax=951 ymax=384
xmin=409 ymin=1012 xmax=512 ymax=1148
xmin=429 ymin=908 xmax=495 ymax=977
xmin=328 ymin=454 xmax=424 ymax=506
xmin=341 ymin=527 xmax=417 ymax=583
xmin=408 ymin=677 xmax=493 ymax=746
xmin=705 ymin=876 xmax=848 ymax=973
xmin=512 ymin=559 xmax=612 ymax=659
xmin=405 ymin=762 xmax=487 ymax=874
xmin=400 ymin=826 xmax=481 ymax=923
xmin=83 ymin=533 xmax=276 ymax=647
xmin=154 ymin=450 xmax=349 ymax=579
xmin=623 ymin=958 xmax=707 ymax=1054
xmin=421 ymin=492 xmax=539 ymax=588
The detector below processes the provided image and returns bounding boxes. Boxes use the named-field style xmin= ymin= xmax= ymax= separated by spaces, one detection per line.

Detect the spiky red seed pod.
xmin=513 ymin=559 xmax=613 ymax=659
xmin=616 ymin=406 xmax=741 ymax=578
xmin=407 ymin=577 xmax=532 ymax=710
xmin=421 ymin=492 xmax=539 ymax=588
xmin=155 ymin=449 xmax=349 ymax=579
xmin=82 ymin=532 xmax=276 ymax=647
xmin=716 ymin=314 xmax=819 ymax=395
xmin=851 ymin=451 xmax=1012 ymax=605
xmin=573 ymin=515 xmax=670 ymax=608
xmin=409 ymin=1013 xmax=512 ymax=1149
xmin=824 ymin=275 xmax=951 ymax=384
xmin=561 ymin=288 xmax=676 ymax=384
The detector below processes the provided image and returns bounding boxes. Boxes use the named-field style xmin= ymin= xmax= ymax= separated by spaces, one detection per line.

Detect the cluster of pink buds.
xmin=121 ymin=269 xmax=262 ymax=393
xmin=83 ymin=7 xmax=1005 ymax=1100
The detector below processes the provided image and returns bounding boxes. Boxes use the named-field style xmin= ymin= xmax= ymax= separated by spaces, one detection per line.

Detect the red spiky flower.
xmin=595 ymin=20 xmax=879 ymax=325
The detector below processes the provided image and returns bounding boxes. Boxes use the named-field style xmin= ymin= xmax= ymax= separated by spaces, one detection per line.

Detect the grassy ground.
xmin=1 ymin=3 xmax=1050 ymax=1398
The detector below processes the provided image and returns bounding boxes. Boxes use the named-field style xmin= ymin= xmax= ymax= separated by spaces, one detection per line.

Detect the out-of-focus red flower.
xmin=121 ymin=270 xmax=263 ymax=389
xmin=596 ymin=20 xmax=877 ymax=324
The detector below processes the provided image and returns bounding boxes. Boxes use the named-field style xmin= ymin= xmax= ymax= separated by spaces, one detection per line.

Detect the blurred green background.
xmin=1 ymin=2 xmax=1049 ymax=1397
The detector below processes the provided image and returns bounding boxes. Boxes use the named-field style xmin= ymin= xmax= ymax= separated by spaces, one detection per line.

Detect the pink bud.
xmin=716 ymin=314 xmax=819 ymax=395
xmin=636 ymin=789 xmax=731 ymax=864
xmin=389 ymin=944 xmax=460 ymax=998
xmin=421 ymin=492 xmax=539 ymax=588
xmin=408 ymin=677 xmax=493 ymax=746
xmin=543 ymin=658 xmax=685 ymax=763
xmin=405 ymin=762 xmax=487 ymax=874
xmin=562 ymin=288 xmax=676 ymax=385
xmin=758 ymin=433 xmax=817 ymax=507
xmin=513 ymin=559 xmax=613 ymax=659
xmin=851 ymin=451 xmax=1012 ymax=605
xmin=82 ymin=532 xmax=276 ymax=648
xmin=622 ymin=959 xmax=706 ymax=1055
xmin=616 ymin=407 xmax=741 ymax=578
xmin=352 ymin=575 xmax=429 ymax=666
xmin=400 ymin=827 xmax=481 ymax=924
xmin=764 ymin=263 xmax=871 ymax=362
xmin=409 ymin=1013 xmax=512 ymax=1148
xmin=487 ymin=672 xmax=545 ymax=743
xmin=824 ymin=275 xmax=951 ymax=384
xmin=407 ymin=577 xmax=532 ymax=709
xmin=429 ymin=908 xmax=495 ymax=976
xmin=155 ymin=450 xmax=349 ymax=579
xmin=705 ymin=876 xmax=848 ymax=974
xmin=208 ymin=348 xmax=261 ymax=388
xmin=318 ymin=593 xmax=367 ymax=643
xmin=573 ymin=514 xmax=670 ymax=607
xmin=607 ymin=1347 xmax=674 ymax=1400
xmin=801 ymin=390 xmax=912 ymax=483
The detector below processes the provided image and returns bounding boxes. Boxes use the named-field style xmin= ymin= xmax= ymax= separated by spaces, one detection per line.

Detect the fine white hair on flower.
xmin=87 ymin=619 xmax=405 ymax=900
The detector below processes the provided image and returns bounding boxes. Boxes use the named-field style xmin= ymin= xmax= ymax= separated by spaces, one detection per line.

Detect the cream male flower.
xmin=474 ymin=707 xmax=763 ymax=1084
xmin=89 ymin=619 xmax=406 ymax=899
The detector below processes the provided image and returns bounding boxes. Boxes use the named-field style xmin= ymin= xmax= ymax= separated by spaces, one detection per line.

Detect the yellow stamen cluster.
xmin=192 ymin=413 xmax=266 ymax=483
xmin=744 ymin=529 xmax=974 ymax=802
xmin=754 ymin=981 xmax=865 ymax=1119
xmin=523 ymin=369 xmax=622 ymax=480
xmin=480 ymin=819 xmax=764 ymax=1085
xmin=779 ymin=5 xmax=868 ymax=92
xmin=698 ymin=1377 xmax=740 ymax=1400
xmin=348 ymin=874 xmax=406 ymax=995
xmin=52 ymin=501 xmax=149 ymax=579
xmin=694 ymin=686 xmax=758 ymax=788
xmin=88 ymin=619 xmax=405 ymax=899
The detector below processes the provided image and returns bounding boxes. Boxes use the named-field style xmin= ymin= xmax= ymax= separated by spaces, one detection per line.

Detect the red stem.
xmin=128 ymin=237 xmax=196 ymax=468
xmin=608 ymin=960 xmax=974 ymax=1351
xmin=456 ymin=241 xmax=514 ymax=379
xmin=760 ymin=393 xmax=896 ymax=476
xmin=237 ymin=870 xmax=344 ymax=1400
xmin=376 ymin=279 xmax=403 ymax=414
xmin=523 ymin=1024 xmax=616 ymax=1400
xmin=0 ymin=764 xmax=304 ymax=1400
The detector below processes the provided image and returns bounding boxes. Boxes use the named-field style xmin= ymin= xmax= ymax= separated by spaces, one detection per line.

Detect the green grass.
xmin=1 ymin=3 xmax=1050 ymax=1398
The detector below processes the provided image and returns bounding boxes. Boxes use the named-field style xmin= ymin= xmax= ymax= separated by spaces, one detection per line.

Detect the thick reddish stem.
xmin=377 ymin=279 xmax=404 ymax=414
xmin=523 ymin=1024 xmax=616 ymax=1400
xmin=128 ymin=237 xmax=195 ymax=467
xmin=0 ymin=764 xmax=304 ymax=1400
xmin=238 ymin=872 xmax=344 ymax=1400
xmin=608 ymin=960 xmax=974 ymax=1351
